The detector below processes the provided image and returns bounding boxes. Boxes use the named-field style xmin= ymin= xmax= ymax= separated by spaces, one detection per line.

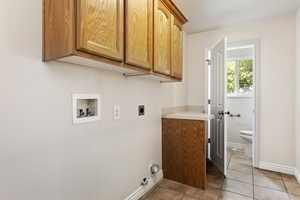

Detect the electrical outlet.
xmin=114 ymin=105 xmax=120 ymax=120
xmin=138 ymin=105 xmax=145 ymax=116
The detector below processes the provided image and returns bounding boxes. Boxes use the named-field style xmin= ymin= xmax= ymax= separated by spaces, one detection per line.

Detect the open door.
xmin=209 ymin=38 xmax=228 ymax=176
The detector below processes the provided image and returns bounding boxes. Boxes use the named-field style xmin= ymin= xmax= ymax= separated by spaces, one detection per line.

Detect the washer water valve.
xmin=150 ymin=164 xmax=160 ymax=175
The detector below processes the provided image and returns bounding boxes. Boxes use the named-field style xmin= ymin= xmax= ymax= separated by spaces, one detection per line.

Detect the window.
xmin=227 ymin=60 xmax=253 ymax=95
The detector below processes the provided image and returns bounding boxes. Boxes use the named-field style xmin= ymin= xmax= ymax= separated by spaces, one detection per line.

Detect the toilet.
xmin=240 ymin=130 xmax=253 ymax=158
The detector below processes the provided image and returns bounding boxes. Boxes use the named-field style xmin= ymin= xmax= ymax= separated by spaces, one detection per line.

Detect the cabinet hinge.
xmin=208 ymin=99 xmax=211 ymax=104
xmin=208 ymin=138 xmax=211 ymax=143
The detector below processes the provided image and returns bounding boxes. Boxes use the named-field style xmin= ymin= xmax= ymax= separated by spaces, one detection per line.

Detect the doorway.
xmin=207 ymin=39 xmax=260 ymax=176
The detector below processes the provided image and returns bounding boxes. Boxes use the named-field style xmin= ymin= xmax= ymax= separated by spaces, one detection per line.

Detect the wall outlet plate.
xmin=138 ymin=105 xmax=145 ymax=116
xmin=72 ymin=94 xmax=101 ymax=124
xmin=113 ymin=105 xmax=120 ymax=120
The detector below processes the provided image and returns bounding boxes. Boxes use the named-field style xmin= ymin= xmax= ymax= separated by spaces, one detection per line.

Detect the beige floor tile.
xmin=254 ymin=186 xmax=289 ymax=200
xmin=159 ymin=179 xmax=189 ymax=193
xmin=207 ymin=174 xmax=225 ymax=189
xmin=206 ymin=164 xmax=225 ymax=189
xmin=253 ymin=168 xmax=282 ymax=180
xmin=145 ymin=187 xmax=184 ymax=200
xmin=285 ymin=182 xmax=300 ymax=196
xmin=254 ymin=175 xmax=286 ymax=191
xmin=289 ymin=194 xmax=300 ymax=200
xmin=218 ymin=191 xmax=253 ymax=200
xmin=230 ymin=157 xmax=252 ymax=166
xmin=181 ymin=195 xmax=199 ymax=200
xmin=228 ymin=162 xmax=253 ymax=174
xmin=230 ymin=152 xmax=251 ymax=160
xmin=282 ymin=173 xmax=299 ymax=184
xmin=227 ymin=169 xmax=253 ymax=184
xmin=222 ymin=179 xmax=253 ymax=197
xmin=184 ymin=185 xmax=220 ymax=200
xmin=207 ymin=163 xmax=222 ymax=175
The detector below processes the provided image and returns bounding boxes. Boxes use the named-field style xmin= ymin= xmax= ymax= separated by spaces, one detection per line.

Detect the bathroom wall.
xmin=295 ymin=7 xmax=300 ymax=181
xmin=187 ymin=14 xmax=296 ymax=167
xmin=227 ymin=97 xmax=254 ymax=147
xmin=0 ymin=0 xmax=188 ymax=200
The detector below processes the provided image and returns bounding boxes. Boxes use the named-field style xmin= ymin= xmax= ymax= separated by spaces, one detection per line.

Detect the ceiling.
xmin=172 ymin=0 xmax=300 ymax=33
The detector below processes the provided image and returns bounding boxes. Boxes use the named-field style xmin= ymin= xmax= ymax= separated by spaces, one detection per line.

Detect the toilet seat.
xmin=239 ymin=130 xmax=253 ymax=158
xmin=240 ymin=130 xmax=253 ymax=136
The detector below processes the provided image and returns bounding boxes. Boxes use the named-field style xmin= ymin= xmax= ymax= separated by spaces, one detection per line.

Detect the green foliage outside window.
xmin=239 ymin=60 xmax=253 ymax=89
xmin=227 ymin=61 xmax=235 ymax=93
xmin=227 ymin=60 xmax=253 ymax=94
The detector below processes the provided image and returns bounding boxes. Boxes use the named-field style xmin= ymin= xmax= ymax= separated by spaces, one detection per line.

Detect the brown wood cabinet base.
xmin=162 ymin=118 xmax=207 ymax=189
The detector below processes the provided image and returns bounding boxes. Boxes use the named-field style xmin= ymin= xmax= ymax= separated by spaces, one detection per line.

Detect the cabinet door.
xmin=154 ymin=0 xmax=172 ymax=75
xmin=125 ymin=0 xmax=153 ymax=70
xmin=77 ymin=0 xmax=124 ymax=61
xmin=171 ymin=16 xmax=183 ymax=79
xmin=181 ymin=120 xmax=206 ymax=188
xmin=162 ymin=119 xmax=183 ymax=182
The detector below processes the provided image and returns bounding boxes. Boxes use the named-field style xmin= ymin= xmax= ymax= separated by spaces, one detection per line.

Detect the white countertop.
xmin=162 ymin=112 xmax=215 ymax=121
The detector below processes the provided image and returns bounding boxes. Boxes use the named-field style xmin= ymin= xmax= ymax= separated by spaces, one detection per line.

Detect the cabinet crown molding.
xmin=161 ymin=0 xmax=188 ymax=24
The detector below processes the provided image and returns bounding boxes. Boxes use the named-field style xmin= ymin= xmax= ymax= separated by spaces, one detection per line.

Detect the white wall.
xmin=295 ymin=8 xmax=300 ymax=178
xmin=161 ymin=32 xmax=188 ymax=109
xmin=0 ymin=1 xmax=187 ymax=200
xmin=187 ymin=14 xmax=296 ymax=167
xmin=227 ymin=97 xmax=254 ymax=145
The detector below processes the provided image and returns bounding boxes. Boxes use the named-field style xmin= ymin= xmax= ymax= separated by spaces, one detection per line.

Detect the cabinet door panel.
xmin=154 ymin=0 xmax=171 ymax=75
xmin=162 ymin=119 xmax=183 ymax=182
xmin=77 ymin=0 xmax=124 ymax=61
xmin=126 ymin=0 xmax=153 ymax=70
xmin=181 ymin=120 xmax=206 ymax=188
xmin=171 ymin=16 xmax=183 ymax=79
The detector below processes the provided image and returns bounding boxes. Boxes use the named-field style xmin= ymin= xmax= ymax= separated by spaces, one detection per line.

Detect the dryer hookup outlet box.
xmin=138 ymin=105 xmax=145 ymax=116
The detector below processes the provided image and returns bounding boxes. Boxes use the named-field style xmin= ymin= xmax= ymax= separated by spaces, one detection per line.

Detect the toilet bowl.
xmin=240 ymin=130 xmax=253 ymax=158
xmin=240 ymin=130 xmax=253 ymax=141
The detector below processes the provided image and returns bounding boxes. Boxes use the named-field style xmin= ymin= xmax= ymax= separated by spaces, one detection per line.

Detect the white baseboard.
xmin=295 ymin=168 xmax=300 ymax=184
xmin=258 ymin=161 xmax=295 ymax=175
xmin=228 ymin=142 xmax=247 ymax=151
xmin=124 ymin=170 xmax=163 ymax=200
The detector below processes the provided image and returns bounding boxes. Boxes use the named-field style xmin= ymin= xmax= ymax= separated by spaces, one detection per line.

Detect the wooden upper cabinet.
xmin=43 ymin=0 xmax=187 ymax=81
xmin=76 ymin=0 xmax=124 ymax=61
xmin=171 ymin=16 xmax=183 ymax=79
xmin=154 ymin=0 xmax=172 ymax=76
xmin=125 ymin=0 xmax=153 ymax=70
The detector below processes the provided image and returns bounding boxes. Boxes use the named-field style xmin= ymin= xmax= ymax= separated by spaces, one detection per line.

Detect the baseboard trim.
xmin=295 ymin=168 xmax=300 ymax=184
xmin=124 ymin=170 xmax=163 ymax=200
xmin=258 ymin=161 xmax=295 ymax=175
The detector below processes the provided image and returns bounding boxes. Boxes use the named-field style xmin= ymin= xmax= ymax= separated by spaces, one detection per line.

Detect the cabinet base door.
xmin=76 ymin=0 xmax=124 ymax=61
xmin=162 ymin=118 xmax=207 ymax=189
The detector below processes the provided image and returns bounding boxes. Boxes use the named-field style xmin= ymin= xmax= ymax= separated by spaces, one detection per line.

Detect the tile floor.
xmin=142 ymin=150 xmax=300 ymax=200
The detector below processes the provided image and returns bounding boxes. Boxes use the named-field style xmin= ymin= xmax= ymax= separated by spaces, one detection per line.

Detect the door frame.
xmin=205 ymin=39 xmax=261 ymax=169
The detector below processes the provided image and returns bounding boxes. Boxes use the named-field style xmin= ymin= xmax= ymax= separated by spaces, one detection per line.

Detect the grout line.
xmin=220 ymin=189 xmax=255 ymax=199
xmin=281 ymin=172 xmax=292 ymax=200
xmin=227 ymin=152 xmax=233 ymax=170
xmin=252 ymin=158 xmax=255 ymax=200
xmin=222 ymin=151 xmax=255 ymax=199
